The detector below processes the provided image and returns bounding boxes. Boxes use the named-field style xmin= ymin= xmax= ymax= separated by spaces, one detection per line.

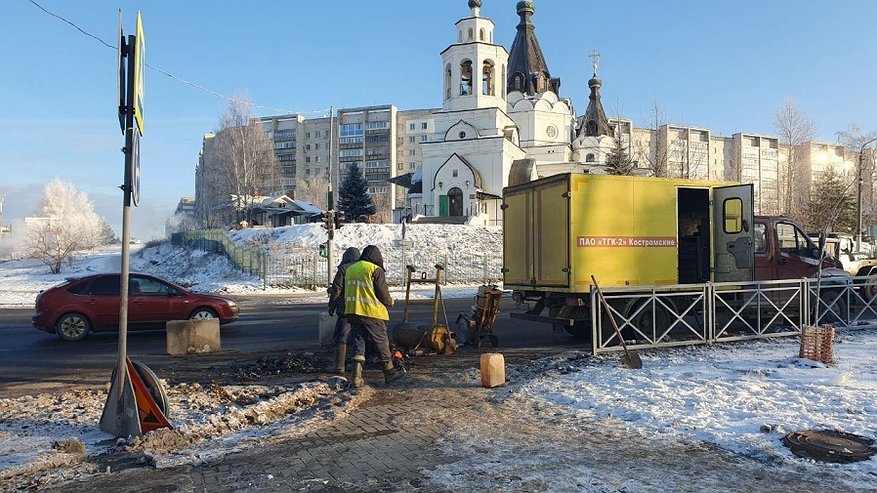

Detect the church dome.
xmin=588 ymin=76 xmax=602 ymax=88
xmin=516 ymin=1 xmax=535 ymax=15
xmin=468 ymin=0 xmax=482 ymax=8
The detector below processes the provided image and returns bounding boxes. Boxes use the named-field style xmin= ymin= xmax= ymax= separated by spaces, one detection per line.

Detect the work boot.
xmin=333 ymin=345 xmax=347 ymax=375
xmin=382 ymin=361 xmax=406 ymax=385
xmin=351 ymin=355 xmax=366 ymax=388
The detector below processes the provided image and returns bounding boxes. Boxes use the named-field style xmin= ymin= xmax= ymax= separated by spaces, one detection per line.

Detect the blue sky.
xmin=1 ymin=0 xmax=876 ymax=239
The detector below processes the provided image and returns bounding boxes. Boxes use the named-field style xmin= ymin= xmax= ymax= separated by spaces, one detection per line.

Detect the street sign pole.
xmin=326 ymin=105 xmax=335 ymax=287
xmin=100 ymin=14 xmax=145 ymax=439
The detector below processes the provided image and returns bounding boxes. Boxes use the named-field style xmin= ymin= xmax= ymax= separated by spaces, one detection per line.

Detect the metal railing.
xmin=592 ymin=276 xmax=877 ymax=355
xmin=171 ymin=231 xmax=267 ymax=285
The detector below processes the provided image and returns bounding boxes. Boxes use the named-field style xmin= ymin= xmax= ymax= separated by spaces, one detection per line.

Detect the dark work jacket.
xmin=327 ymin=247 xmax=360 ymax=316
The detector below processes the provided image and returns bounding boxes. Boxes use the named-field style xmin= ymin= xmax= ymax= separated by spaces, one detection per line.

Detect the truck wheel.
xmin=565 ymin=321 xmax=591 ymax=339
xmin=627 ymin=300 xmax=671 ymax=340
xmin=862 ymin=276 xmax=877 ymax=301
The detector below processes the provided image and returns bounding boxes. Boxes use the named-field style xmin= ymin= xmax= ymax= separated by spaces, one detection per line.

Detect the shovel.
xmin=591 ymin=275 xmax=643 ymax=369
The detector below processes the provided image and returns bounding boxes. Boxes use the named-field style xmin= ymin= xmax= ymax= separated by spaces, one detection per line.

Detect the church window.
xmin=482 ymin=60 xmax=495 ymax=96
xmin=445 ymin=64 xmax=452 ymax=100
xmin=479 ymin=28 xmax=485 ymax=41
xmin=459 ymin=131 xmax=466 ymax=139
xmin=468 ymin=28 xmax=473 ymax=41
xmin=513 ymin=74 xmax=523 ymax=91
xmin=458 ymin=30 xmax=462 ymax=43
xmin=460 ymin=60 xmax=473 ymax=96
xmin=586 ymin=153 xmax=596 ymax=163
xmin=453 ymin=169 xmax=458 ymax=177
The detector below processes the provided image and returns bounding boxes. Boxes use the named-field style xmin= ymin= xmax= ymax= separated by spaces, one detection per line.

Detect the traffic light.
xmin=334 ymin=210 xmax=346 ymax=229
xmin=321 ymin=211 xmax=333 ymax=230
xmin=319 ymin=243 xmax=327 ymax=258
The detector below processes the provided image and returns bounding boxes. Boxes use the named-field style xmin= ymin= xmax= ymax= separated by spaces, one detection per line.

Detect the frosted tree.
xmin=26 ymin=179 xmax=113 ymax=273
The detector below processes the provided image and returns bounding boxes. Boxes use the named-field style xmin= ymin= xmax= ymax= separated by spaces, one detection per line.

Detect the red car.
xmin=32 ymin=273 xmax=239 ymax=341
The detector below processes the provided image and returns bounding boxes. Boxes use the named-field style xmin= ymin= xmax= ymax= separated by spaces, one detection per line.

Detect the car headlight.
xmin=226 ymin=300 xmax=237 ymax=308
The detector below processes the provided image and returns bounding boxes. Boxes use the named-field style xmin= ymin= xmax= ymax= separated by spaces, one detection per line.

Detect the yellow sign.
xmin=133 ymin=12 xmax=145 ymax=135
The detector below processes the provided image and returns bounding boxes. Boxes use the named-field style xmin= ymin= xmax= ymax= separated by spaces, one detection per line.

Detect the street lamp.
xmin=856 ymin=136 xmax=877 ymax=252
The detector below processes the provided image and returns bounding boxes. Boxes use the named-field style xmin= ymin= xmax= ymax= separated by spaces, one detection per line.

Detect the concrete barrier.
xmin=166 ymin=319 xmax=221 ymax=355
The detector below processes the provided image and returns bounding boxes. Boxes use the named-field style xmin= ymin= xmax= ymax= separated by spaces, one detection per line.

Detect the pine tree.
xmin=804 ymin=169 xmax=855 ymax=233
xmin=338 ymin=163 xmax=376 ymax=221
xmin=605 ymin=136 xmax=635 ymax=175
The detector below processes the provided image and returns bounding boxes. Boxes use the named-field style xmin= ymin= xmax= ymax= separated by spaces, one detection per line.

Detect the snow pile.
xmin=0 ymin=380 xmax=355 ymax=491
xmin=231 ymin=222 xmax=502 ymax=267
xmin=130 ymin=241 xmax=263 ymax=294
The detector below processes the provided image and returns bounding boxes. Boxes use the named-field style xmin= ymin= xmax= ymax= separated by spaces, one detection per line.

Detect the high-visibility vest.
xmin=344 ymin=260 xmax=389 ymax=320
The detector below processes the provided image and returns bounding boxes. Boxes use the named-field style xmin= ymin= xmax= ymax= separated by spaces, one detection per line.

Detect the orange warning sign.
xmin=126 ymin=359 xmax=171 ymax=432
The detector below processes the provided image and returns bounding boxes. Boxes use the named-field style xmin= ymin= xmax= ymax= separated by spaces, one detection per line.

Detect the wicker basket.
xmin=799 ymin=325 xmax=835 ymax=364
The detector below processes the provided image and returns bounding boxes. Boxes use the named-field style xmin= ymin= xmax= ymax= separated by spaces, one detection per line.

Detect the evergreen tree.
xmin=338 ymin=163 xmax=376 ymax=221
xmin=804 ymin=169 xmax=855 ymax=233
xmin=605 ymin=136 xmax=636 ymax=175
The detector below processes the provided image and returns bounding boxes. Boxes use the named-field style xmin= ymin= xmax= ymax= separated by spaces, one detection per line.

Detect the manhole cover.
xmin=783 ymin=430 xmax=877 ymax=463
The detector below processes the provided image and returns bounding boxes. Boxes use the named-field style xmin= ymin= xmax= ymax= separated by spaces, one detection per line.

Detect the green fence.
xmin=171 ymin=230 xmax=267 ymax=287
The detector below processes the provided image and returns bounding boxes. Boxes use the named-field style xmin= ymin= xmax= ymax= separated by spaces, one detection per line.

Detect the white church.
xmin=399 ymin=0 xmax=620 ymax=226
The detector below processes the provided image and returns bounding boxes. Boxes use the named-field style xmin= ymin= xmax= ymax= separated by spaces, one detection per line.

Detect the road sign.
xmin=116 ymin=11 xmax=125 ymax=134
xmin=132 ymin=12 xmax=145 ymax=136
xmin=129 ymin=130 xmax=141 ymax=206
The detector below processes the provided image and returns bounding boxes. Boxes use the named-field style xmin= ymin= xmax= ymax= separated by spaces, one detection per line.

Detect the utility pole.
xmin=857 ymin=136 xmax=877 ymax=252
xmin=326 ymin=105 xmax=335 ymax=286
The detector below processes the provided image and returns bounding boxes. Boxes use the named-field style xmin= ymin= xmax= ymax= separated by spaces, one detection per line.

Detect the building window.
xmin=315 ymin=156 xmax=321 ymax=163
xmin=479 ymin=28 xmax=485 ymax=41
xmin=453 ymin=169 xmax=458 ymax=177
xmin=586 ymin=153 xmax=595 ymax=163
xmin=408 ymin=136 xmax=416 ymax=144
xmin=410 ymin=149 xmax=416 ymax=156
xmin=306 ymin=144 xmax=311 ymax=150
xmin=420 ymin=135 xmax=428 ymax=142
xmin=315 ymin=143 xmax=320 ymax=150
xmin=306 ymin=132 xmax=310 ymax=139
xmin=305 ymin=157 xmax=311 ymax=163
xmin=467 ymin=28 xmax=473 ymax=41
xmin=422 ymin=122 xmax=428 ymax=130
xmin=409 ymin=123 xmax=416 ymax=131
xmin=315 ymin=130 xmax=321 ymax=138
xmin=460 ymin=60 xmax=473 ymax=95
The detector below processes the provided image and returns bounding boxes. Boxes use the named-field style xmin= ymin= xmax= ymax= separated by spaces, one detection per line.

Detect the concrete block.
xmin=166 ymin=319 xmax=221 ymax=355
xmin=319 ymin=312 xmax=336 ymax=346
xmin=480 ymin=352 xmax=505 ymax=388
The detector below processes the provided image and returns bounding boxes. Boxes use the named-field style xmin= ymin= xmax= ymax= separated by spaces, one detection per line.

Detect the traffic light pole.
xmin=326 ymin=106 xmax=335 ymax=287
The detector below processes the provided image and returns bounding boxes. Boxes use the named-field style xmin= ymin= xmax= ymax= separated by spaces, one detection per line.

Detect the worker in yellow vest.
xmin=344 ymin=245 xmax=406 ymax=387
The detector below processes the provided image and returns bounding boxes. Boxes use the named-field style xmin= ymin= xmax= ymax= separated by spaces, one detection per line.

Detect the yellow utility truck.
xmin=503 ymin=173 xmax=846 ymax=336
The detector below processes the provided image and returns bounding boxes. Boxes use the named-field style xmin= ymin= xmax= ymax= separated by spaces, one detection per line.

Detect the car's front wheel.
xmin=56 ymin=313 xmax=91 ymax=341
xmin=189 ymin=308 xmax=218 ymax=321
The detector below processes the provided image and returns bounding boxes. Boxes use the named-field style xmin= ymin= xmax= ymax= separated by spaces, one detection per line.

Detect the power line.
xmin=25 ymin=0 xmax=327 ymax=116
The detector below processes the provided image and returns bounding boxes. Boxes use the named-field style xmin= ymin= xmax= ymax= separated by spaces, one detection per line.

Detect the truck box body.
xmin=503 ymin=173 xmax=754 ymax=293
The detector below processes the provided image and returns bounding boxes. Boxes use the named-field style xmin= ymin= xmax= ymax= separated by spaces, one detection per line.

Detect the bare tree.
xmin=214 ymin=97 xmax=280 ymax=224
xmin=636 ymin=99 xmax=669 ymax=177
xmin=773 ymin=99 xmax=815 ymax=216
xmin=836 ymin=124 xmax=877 ymax=232
xmin=25 ymin=179 xmax=111 ymax=273
xmin=293 ymin=174 xmax=329 ymax=209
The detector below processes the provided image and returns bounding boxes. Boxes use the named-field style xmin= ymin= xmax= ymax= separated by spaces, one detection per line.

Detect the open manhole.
xmin=783 ymin=430 xmax=877 ymax=463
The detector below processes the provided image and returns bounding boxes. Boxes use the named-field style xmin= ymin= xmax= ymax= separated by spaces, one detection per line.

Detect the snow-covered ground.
xmin=2 ymin=224 xmax=876 ymax=490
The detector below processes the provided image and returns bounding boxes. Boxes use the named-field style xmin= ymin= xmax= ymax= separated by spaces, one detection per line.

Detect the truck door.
xmin=713 ymin=184 xmax=754 ymax=282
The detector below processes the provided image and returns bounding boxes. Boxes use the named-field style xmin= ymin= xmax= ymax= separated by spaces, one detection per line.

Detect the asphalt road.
xmin=0 ymin=298 xmax=577 ymax=397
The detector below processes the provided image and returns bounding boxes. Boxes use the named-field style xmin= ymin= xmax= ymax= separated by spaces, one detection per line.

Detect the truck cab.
xmin=753 ymin=216 xmax=845 ymax=280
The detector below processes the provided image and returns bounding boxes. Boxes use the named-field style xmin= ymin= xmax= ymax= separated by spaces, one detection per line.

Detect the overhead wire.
xmin=25 ymin=0 xmax=328 ymax=117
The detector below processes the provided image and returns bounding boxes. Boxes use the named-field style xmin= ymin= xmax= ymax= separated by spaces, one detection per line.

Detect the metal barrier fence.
xmin=591 ymin=277 xmax=877 ymax=355
xmin=171 ymin=231 xmax=267 ymax=286
xmin=171 ymin=231 xmax=503 ymax=288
